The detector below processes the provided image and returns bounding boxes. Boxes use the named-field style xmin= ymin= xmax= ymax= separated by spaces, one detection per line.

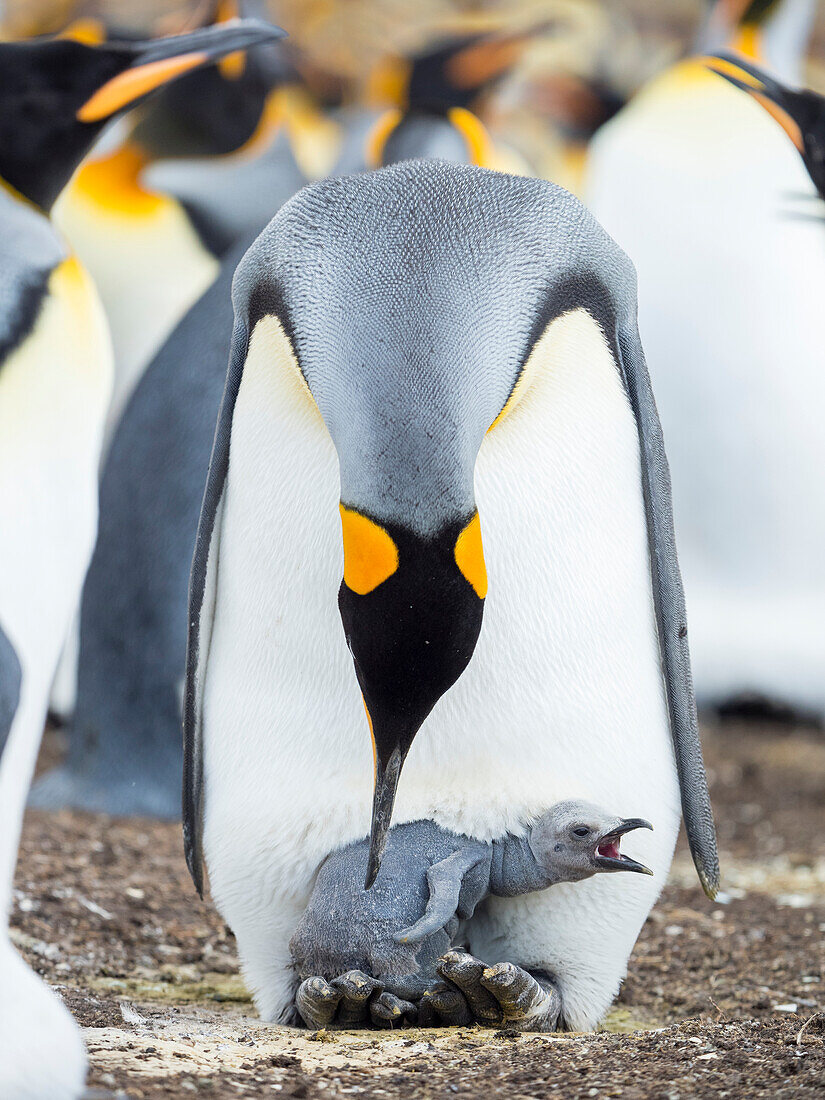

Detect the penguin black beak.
xmin=77 ymin=19 xmax=287 ymax=123
xmin=364 ymin=748 xmax=403 ymax=889
xmin=337 ymin=507 xmax=486 ymax=889
xmin=594 ymin=818 xmax=654 ymax=876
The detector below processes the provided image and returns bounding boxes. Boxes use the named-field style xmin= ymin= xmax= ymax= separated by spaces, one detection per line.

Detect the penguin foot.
xmin=296 ymin=971 xmax=417 ymax=1030
xmin=434 ymin=951 xmax=561 ymax=1031
xmin=480 ymin=962 xmax=561 ymax=1032
xmin=418 ymin=981 xmax=474 ymax=1027
xmin=330 ymin=971 xmax=384 ymax=1027
xmin=437 ymin=949 xmax=502 ymax=1025
xmin=295 ymin=977 xmax=342 ymax=1029
xmin=370 ymin=992 xmax=418 ymax=1028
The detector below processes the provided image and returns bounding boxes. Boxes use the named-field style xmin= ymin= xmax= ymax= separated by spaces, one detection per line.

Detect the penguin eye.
xmin=572 ymin=827 xmax=591 ymax=838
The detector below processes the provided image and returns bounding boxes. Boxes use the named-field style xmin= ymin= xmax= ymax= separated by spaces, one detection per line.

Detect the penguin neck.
xmin=489 ymin=833 xmax=554 ymax=897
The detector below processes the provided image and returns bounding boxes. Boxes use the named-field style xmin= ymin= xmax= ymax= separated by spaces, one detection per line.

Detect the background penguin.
xmin=183 ymin=159 xmax=718 ymax=1030
xmin=0 ymin=24 xmax=290 ymax=1096
xmin=35 ymin=20 xmax=313 ymax=820
xmin=706 ymin=49 xmax=825 ymax=197
xmin=585 ymin=0 xmax=824 ymax=723
xmin=696 ymin=0 xmax=817 ymax=80
xmin=0 ymin=622 xmax=21 ymax=761
xmin=361 ymin=30 xmax=534 ymax=171
xmin=31 ymin=235 xmax=253 ymax=817
xmin=53 ymin=10 xmax=290 ymax=443
xmin=45 ymin=11 xmax=292 ymax=723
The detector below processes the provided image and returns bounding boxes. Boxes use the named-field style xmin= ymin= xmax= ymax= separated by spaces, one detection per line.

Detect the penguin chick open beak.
xmin=594 ymin=818 xmax=654 ymax=875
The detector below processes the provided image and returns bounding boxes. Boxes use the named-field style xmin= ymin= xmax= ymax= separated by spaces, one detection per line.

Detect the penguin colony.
xmin=1 ymin=0 xmax=823 ymax=1093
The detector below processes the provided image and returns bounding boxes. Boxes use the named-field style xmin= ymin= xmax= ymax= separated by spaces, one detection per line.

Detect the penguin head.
xmin=129 ymin=2 xmax=296 ymax=161
xmin=529 ymin=801 xmax=654 ymax=882
xmin=0 ymin=19 xmax=286 ymax=210
xmin=705 ymin=52 xmax=825 ymax=198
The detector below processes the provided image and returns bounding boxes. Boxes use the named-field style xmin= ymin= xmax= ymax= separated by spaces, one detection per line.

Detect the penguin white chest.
xmin=55 ymin=179 xmax=218 ymax=442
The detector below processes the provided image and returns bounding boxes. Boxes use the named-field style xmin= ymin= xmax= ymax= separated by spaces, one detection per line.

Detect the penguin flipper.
xmin=613 ymin=316 xmax=720 ymax=900
xmin=183 ymin=315 xmax=250 ymax=896
xmin=0 ymin=622 xmax=22 ymax=761
xmin=394 ymin=846 xmax=487 ymax=945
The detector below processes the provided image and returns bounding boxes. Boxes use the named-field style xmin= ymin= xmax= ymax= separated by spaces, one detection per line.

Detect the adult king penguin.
xmin=184 ymin=160 xmax=718 ymax=1030
xmin=586 ymin=0 xmax=825 ymax=722
xmin=0 ymin=24 xmax=283 ymax=1097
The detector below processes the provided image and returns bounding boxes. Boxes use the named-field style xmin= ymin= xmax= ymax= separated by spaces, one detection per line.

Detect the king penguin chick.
xmin=0 ymin=25 xmax=284 ymax=1098
xmin=53 ymin=10 xmax=289 ymax=444
xmin=291 ymin=803 xmax=653 ymax=1030
xmin=183 ymin=159 xmax=718 ymax=1031
xmin=362 ymin=31 xmax=533 ymax=173
xmin=586 ymin=0 xmax=825 ymax=722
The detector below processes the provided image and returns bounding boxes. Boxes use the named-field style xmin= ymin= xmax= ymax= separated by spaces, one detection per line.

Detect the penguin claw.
xmin=420 ymin=981 xmax=473 ymax=1027
xmin=369 ymin=991 xmax=418 ymax=1028
xmin=295 ymin=976 xmax=342 ymax=1029
xmin=330 ymin=970 xmax=384 ymax=1027
xmin=480 ymin=962 xmax=561 ymax=1032
xmin=437 ymin=949 xmax=502 ymax=1025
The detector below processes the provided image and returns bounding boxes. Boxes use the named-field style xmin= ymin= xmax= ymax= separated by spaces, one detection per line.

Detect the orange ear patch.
xmin=455 ymin=512 xmax=487 ymax=599
xmin=340 ymin=505 xmax=399 ymax=595
xmin=364 ymin=108 xmax=403 ymax=170
xmin=447 ymin=106 xmax=494 ymax=167
xmin=72 ymin=144 xmax=163 ymax=216
xmin=77 ymin=52 xmax=208 ymax=123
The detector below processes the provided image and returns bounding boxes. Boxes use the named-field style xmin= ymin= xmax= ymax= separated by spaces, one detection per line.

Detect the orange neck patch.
xmin=72 ymin=144 xmax=164 ymax=217
xmin=454 ymin=512 xmax=487 ymax=599
xmin=340 ymin=505 xmax=399 ymax=595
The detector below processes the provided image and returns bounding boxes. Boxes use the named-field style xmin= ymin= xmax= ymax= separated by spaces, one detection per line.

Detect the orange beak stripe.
xmin=77 ymin=52 xmax=209 ymax=123
xmin=363 ymin=696 xmax=377 ymax=780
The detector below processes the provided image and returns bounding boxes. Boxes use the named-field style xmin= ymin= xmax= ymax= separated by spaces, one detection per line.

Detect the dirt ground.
xmin=12 ymin=719 xmax=825 ymax=1099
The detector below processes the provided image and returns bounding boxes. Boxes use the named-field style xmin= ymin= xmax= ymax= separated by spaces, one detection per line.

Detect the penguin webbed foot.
xmin=294 ymin=954 xmax=563 ymax=1033
xmin=294 ymin=971 xmax=418 ymax=1030
xmin=435 ymin=949 xmax=562 ymax=1032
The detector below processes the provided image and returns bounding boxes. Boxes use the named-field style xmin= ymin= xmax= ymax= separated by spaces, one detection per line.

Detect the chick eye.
xmin=572 ymin=827 xmax=590 ymax=838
